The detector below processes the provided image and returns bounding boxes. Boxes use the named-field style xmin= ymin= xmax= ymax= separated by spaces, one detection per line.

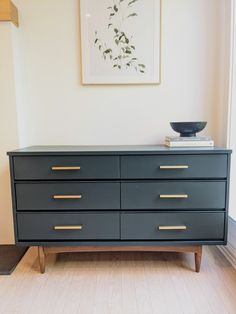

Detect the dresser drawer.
xmin=13 ymin=156 xmax=119 ymax=180
xmin=121 ymin=155 xmax=228 ymax=179
xmin=121 ymin=181 xmax=226 ymax=210
xmin=16 ymin=182 xmax=120 ymax=211
xmin=17 ymin=212 xmax=120 ymax=240
xmin=121 ymin=212 xmax=225 ymax=240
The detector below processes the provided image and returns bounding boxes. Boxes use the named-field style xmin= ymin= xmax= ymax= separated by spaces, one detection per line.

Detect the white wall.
xmin=13 ymin=0 xmax=228 ymax=147
xmin=0 ymin=23 xmax=19 ymax=244
xmin=0 ymin=0 xmax=232 ymax=243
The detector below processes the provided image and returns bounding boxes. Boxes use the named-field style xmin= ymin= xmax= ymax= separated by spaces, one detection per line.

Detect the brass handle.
xmin=51 ymin=166 xmax=81 ymax=171
xmin=159 ymin=165 xmax=189 ymax=169
xmin=159 ymin=194 xmax=188 ymax=199
xmin=158 ymin=225 xmax=187 ymax=230
xmin=53 ymin=195 xmax=82 ymax=199
xmin=54 ymin=225 xmax=83 ymax=230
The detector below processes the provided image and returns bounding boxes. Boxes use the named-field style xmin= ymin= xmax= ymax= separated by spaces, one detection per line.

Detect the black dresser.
xmin=7 ymin=145 xmax=232 ymax=273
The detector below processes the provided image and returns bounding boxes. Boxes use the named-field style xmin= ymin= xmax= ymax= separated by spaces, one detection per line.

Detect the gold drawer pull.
xmin=160 ymin=165 xmax=189 ymax=169
xmin=51 ymin=166 xmax=81 ymax=171
xmin=159 ymin=194 xmax=188 ymax=199
xmin=53 ymin=195 xmax=82 ymax=199
xmin=159 ymin=225 xmax=187 ymax=231
xmin=54 ymin=225 xmax=83 ymax=230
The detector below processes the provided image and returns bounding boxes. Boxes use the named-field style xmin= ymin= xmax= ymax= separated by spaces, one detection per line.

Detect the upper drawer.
xmin=13 ymin=156 xmax=120 ymax=180
xmin=16 ymin=182 xmax=120 ymax=211
xmin=121 ymin=154 xmax=228 ymax=179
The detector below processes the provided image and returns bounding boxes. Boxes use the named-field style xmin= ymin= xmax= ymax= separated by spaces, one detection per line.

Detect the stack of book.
xmin=165 ymin=136 xmax=214 ymax=147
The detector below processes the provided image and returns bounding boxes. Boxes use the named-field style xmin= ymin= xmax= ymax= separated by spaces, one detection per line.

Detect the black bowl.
xmin=170 ymin=121 xmax=207 ymax=137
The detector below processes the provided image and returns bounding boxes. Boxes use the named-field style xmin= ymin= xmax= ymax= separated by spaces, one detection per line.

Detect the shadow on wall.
xmin=0 ymin=163 xmax=15 ymax=244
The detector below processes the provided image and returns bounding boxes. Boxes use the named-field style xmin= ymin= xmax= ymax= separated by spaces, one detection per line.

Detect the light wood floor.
xmin=0 ymin=247 xmax=236 ymax=314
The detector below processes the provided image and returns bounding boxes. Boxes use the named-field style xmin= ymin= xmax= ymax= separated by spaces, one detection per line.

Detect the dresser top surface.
xmin=7 ymin=145 xmax=232 ymax=156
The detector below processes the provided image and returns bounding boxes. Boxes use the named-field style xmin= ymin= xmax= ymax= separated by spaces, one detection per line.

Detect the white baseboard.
xmin=218 ymin=217 xmax=236 ymax=269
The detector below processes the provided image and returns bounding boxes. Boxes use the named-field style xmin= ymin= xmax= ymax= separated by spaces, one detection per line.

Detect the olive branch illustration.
xmin=94 ymin=0 xmax=146 ymax=73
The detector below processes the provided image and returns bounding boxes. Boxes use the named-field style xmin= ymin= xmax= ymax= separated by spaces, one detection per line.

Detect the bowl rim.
xmin=170 ymin=121 xmax=207 ymax=125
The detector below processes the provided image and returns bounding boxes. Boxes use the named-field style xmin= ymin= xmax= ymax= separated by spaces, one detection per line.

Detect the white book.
xmin=165 ymin=136 xmax=212 ymax=142
xmin=165 ymin=140 xmax=214 ymax=147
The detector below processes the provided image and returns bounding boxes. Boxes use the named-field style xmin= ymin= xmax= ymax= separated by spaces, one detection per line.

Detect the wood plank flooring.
xmin=0 ymin=246 xmax=236 ymax=314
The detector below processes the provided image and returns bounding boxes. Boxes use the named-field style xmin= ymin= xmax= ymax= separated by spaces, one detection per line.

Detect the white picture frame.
xmin=80 ymin=0 xmax=161 ymax=85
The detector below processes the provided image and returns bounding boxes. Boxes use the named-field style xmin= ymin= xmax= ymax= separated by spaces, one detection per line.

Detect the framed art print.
xmin=80 ymin=0 xmax=161 ymax=85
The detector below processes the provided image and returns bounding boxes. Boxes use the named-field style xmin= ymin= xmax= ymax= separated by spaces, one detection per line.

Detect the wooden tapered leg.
xmin=37 ymin=245 xmax=203 ymax=273
xmin=194 ymin=246 xmax=202 ymax=273
xmin=38 ymin=246 xmax=45 ymax=274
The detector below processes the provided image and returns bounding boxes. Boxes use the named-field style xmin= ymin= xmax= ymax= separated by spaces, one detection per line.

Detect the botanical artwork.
xmin=94 ymin=0 xmax=146 ymax=74
xmin=80 ymin=0 xmax=161 ymax=84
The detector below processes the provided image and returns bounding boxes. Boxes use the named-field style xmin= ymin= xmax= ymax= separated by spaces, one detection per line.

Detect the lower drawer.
xmin=17 ymin=212 xmax=120 ymax=240
xmin=121 ymin=212 xmax=225 ymax=240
